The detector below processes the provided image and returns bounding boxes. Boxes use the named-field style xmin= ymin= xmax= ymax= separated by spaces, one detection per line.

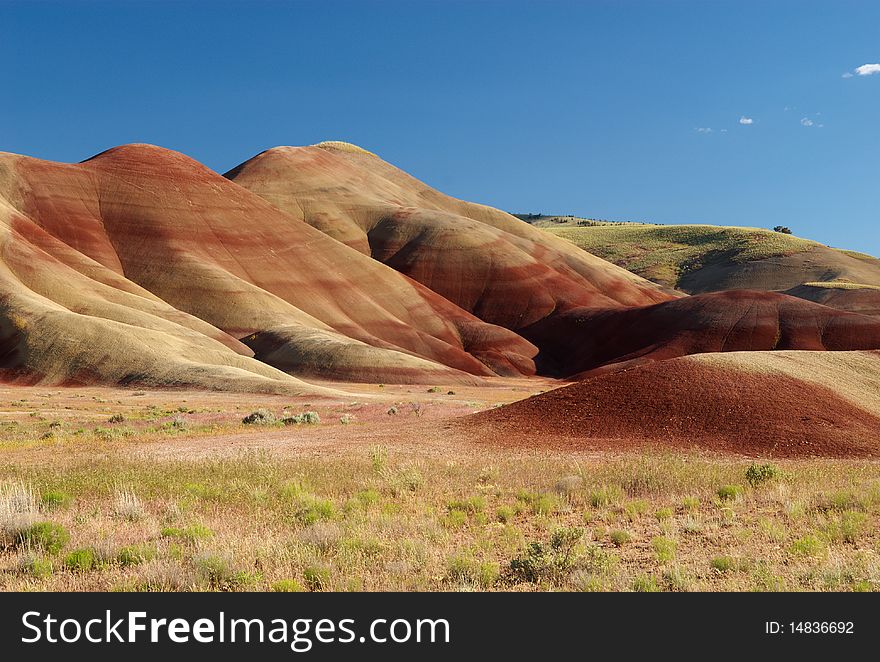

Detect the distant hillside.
xmin=535 ymin=221 xmax=880 ymax=296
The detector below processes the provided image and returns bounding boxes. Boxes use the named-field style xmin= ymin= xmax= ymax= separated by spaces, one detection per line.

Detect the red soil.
xmin=460 ymin=358 xmax=880 ymax=457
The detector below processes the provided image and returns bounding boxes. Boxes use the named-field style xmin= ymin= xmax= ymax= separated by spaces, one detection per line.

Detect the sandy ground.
xmin=0 ymin=378 xmax=567 ymax=465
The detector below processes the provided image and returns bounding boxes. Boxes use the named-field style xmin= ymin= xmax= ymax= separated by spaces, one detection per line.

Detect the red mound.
xmin=0 ymin=144 xmax=539 ymax=387
xmin=523 ymin=290 xmax=880 ymax=376
xmin=226 ymin=144 xmax=676 ymax=332
xmin=461 ymin=356 xmax=880 ymax=457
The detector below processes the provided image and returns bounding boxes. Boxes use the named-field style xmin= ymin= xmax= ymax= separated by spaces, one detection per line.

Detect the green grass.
xmin=15 ymin=522 xmax=69 ymax=555
xmin=64 ymin=548 xmax=96 ymax=572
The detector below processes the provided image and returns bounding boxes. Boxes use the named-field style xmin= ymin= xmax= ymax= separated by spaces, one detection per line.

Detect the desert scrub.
xmin=516 ymin=491 xmax=556 ymax=515
xmin=717 ymin=484 xmax=743 ymax=501
xmin=1 ymin=480 xmax=38 ymax=523
xmin=283 ymin=411 xmax=320 ymax=425
xmin=387 ymin=465 xmax=423 ymax=495
xmin=631 ymin=573 xmax=661 ymax=592
xmin=14 ymin=522 xmax=69 ymax=555
xmin=662 ymin=565 xmax=693 ymax=591
xmin=117 ymin=543 xmax=158 ymax=567
xmin=113 ymin=487 xmax=145 ymax=521
xmin=64 ymin=548 xmax=96 ymax=572
xmin=549 ymin=224 xmax=818 ymax=288
xmin=655 ymin=507 xmax=674 ymax=522
xmin=590 ymin=485 xmax=623 ymax=508
xmin=789 ymin=535 xmax=826 ymax=559
xmin=18 ymin=552 xmax=53 ymax=579
xmin=652 ymin=536 xmax=676 ymax=563
xmin=39 ymin=489 xmax=71 ymax=511
xmin=496 ymin=505 xmax=516 ymax=523
xmin=351 ymin=488 xmax=380 ymax=511
xmin=506 ymin=527 xmax=584 ymax=583
xmin=160 ymin=523 xmax=214 ymax=543
xmin=369 ymin=446 xmax=388 ymax=474
xmin=447 ymin=496 xmax=485 ymax=515
xmin=746 ymin=463 xmax=780 ymax=487
xmin=711 ymin=556 xmax=737 ymax=573
xmin=554 ymin=475 xmax=584 ymax=497
xmin=609 ymin=530 xmax=632 ymax=547
xmin=297 ymin=522 xmax=342 ymax=551
xmin=271 ymin=579 xmax=303 ymax=592
xmin=447 ymin=552 xmax=499 ymax=588
xmin=193 ymin=551 xmax=257 ymax=590
xmin=303 ymin=565 xmax=331 ymax=592
xmin=282 ymin=483 xmax=336 ymax=525
xmin=242 ymin=409 xmax=276 ymax=426
xmin=161 ymin=417 xmax=188 ymax=433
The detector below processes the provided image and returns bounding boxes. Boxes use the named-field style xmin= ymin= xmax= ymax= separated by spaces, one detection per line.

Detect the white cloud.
xmin=855 ymin=63 xmax=880 ymax=76
xmin=842 ymin=72 xmax=854 ymax=78
xmin=695 ymin=127 xmax=713 ymax=133
xmin=720 ymin=128 xmax=728 ymax=133
xmin=800 ymin=117 xmax=814 ymax=127
xmin=739 ymin=116 xmax=754 ymax=125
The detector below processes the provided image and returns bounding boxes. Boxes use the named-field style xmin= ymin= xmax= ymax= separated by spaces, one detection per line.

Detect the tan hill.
xmin=0 ymin=144 xmax=540 ymax=389
xmin=225 ymin=143 xmax=676 ymax=329
xmin=461 ymin=350 xmax=880 ymax=457
xmin=545 ymin=223 xmax=880 ymax=297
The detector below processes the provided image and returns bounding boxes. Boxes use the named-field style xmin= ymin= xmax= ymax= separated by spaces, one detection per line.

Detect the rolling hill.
xmin=0 ymin=142 xmax=878 ymax=391
xmin=542 ymin=222 xmax=880 ymax=302
xmin=462 ymin=350 xmax=880 ymax=457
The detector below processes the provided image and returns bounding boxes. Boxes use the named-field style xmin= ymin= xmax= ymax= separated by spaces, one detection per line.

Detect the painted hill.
xmin=229 ymin=144 xmax=880 ymax=376
xmin=225 ymin=143 xmax=676 ymax=331
xmin=462 ymin=350 xmax=880 ymax=457
xmin=544 ymin=223 xmax=880 ymax=297
xmin=523 ymin=289 xmax=880 ymax=376
xmin=0 ymin=144 xmax=539 ymax=390
xmin=0 ymin=142 xmax=879 ymax=391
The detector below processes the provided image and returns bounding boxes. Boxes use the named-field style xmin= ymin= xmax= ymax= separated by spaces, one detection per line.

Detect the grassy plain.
xmin=1 ymin=385 xmax=878 ymax=592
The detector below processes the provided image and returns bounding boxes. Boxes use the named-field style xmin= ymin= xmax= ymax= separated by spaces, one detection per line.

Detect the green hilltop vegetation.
xmin=515 ymin=214 xmax=880 ymax=293
xmin=547 ymin=223 xmax=818 ymax=288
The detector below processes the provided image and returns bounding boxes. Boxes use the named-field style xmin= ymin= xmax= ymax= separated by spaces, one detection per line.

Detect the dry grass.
xmin=547 ymin=224 xmax=820 ymax=287
xmin=2 ymin=447 xmax=879 ymax=592
xmin=802 ymin=281 xmax=880 ymax=290
xmin=311 ymin=141 xmax=376 ymax=157
xmin=1 ymin=385 xmax=878 ymax=592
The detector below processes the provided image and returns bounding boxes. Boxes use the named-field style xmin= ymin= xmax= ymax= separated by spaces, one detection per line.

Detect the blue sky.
xmin=2 ymin=0 xmax=878 ymax=255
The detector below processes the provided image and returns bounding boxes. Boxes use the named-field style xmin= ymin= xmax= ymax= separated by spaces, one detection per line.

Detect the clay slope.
xmin=524 ymin=290 xmax=880 ymax=376
xmin=461 ymin=351 xmax=880 ymax=457
xmin=0 ymin=145 xmax=539 ymax=389
xmin=228 ymin=144 xmax=880 ymax=377
xmin=2 ymin=142 xmax=879 ymax=392
xmin=225 ymin=143 xmax=676 ymax=336
xmin=783 ymin=283 xmax=880 ymax=318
